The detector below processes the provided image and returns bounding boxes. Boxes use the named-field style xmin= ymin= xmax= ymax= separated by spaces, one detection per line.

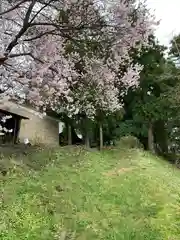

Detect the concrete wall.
xmin=1 ymin=101 xmax=59 ymax=146
xmin=19 ymin=113 xmax=59 ymax=146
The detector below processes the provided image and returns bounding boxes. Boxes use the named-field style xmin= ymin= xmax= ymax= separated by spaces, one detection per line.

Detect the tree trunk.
xmin=99 ymin=123 xmax=103 ymax=150
xmin=85 ymin=132 xmax=90 ymax=148
xmin=82 ymin=116 xmax=90 ymax=148
xmin=67 ymin=124 xmax=72 ymax=145
xmin=148 ymin=122 xmax=154 ymax=153
xmin=153 ymin=120 xmax=168 ymax=156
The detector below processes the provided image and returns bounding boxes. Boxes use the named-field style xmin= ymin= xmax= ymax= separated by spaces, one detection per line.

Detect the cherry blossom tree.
xmin=0 ymin=0 xmax=157 ymax=146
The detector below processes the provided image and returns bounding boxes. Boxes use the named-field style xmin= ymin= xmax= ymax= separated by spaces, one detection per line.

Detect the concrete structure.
xmin=0 ymin=101 xmax=59 ymax=146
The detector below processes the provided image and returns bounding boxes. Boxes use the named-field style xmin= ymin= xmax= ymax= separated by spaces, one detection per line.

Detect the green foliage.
xmin=127 ymin=37 xmax=171 ymax=122
xmin=101 ymin=111 xmax=124 ymax=143
xmin=101 ymin=36 xmax=170 ymax=148
xmin=115 ymin=135 xmax=143 ymax=149
xmin=169 ymin=34 xmax=180 ymax=60
xmin=118 ymin=35 xmax=180 ymax=155
xmin=119 ymin=120 xmax=148 ymax=137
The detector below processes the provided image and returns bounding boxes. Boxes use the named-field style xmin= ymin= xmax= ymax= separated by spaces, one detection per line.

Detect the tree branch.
xmin=23 ymin=29 xmax=55 ymax=42
xmin=23 ymin=0 xmax=36 ymax=25
xmin=7 ymin=51 xmax=58 ymax=74
xmin=28 ymin=53 xmax=58 ymax=74
xmin=29 ymin=0 xmax=53 ymax=23
xmin=8 ymin=52 xmax=32 ymax=58
xmin=0 ymin=0 xmax=27 ymax=16
xmin=5 ymin=0 xmax=36 ymax=54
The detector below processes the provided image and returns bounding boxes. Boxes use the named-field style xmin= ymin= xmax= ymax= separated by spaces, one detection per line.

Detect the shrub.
xmin=115 ymin=135 xmax=143 ymax=149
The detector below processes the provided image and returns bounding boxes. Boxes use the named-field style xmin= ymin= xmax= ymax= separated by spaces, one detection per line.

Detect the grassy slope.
xmin=0 ymin=147 xmax=180 ymax=239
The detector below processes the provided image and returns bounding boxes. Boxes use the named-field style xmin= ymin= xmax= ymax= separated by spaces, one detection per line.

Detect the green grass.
xmin=0 ymin=146 xmax=180 ymax=239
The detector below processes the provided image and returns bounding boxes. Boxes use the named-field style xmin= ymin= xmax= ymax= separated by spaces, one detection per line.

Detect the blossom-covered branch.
xmin=0 ymin=0 xmax=157 ymax=121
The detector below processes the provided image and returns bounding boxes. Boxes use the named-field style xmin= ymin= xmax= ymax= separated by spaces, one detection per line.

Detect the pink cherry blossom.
xmin=0 ymin=0 xmax=157 ymax=122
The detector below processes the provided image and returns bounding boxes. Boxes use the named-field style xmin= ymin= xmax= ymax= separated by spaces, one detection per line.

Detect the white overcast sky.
xmin=146 ymin=0 xmax=180 ymax=46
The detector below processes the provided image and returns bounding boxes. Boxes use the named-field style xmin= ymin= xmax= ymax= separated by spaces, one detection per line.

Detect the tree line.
xmin=1 ymin=1 xmax=180 ymax=162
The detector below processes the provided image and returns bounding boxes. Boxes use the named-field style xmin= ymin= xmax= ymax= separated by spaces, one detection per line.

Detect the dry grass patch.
xmin=103 ymin=167 xmax=135 ymax=177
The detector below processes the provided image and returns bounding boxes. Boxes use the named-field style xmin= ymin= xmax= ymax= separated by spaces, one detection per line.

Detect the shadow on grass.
xmin=0 ymin=144 xmax=57 ymax=174
xmin=0 ymin=144 xmax=89 ymax=175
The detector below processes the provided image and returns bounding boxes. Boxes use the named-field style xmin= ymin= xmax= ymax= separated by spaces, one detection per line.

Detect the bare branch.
xmin=9 ymin=52 xmax=32 ymax=58
xmin=5 ymin=0 xmax=36 ymax=54
xmin=30 ymin=21 xmax=106 ymax=32
xmin=23 ymin=0 xmax=36 ymax=25
xmin=8 ymin=51 xmax=58 ymax=74
xmin=23 ymin=29 xmax=55 ymax=42
xmin=0 ymin=0 xmax=27 ymax=16
xmin=29 ymin=0 xmax=53 ymax=23
xmin=0 ymin=55 xmax=7 ymax=65
xmin=27 ymin=53 xmax=58 ymax=74
xmin=5 ymin=27 xmax=28 ymax=54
